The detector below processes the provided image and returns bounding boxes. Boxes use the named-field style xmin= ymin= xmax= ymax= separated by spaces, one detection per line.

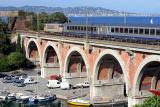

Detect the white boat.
xmin=0 ymin=91 xmax=9 ymax=101
xmin=15 ymin=93 xmax=31 ymax=103
xmin=7 ymin=93 xmax=16 ymax=101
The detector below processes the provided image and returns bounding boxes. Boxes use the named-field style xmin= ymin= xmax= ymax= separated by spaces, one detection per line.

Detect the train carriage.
xmin=44 ymin=23 xmax=63 ymax=33
xmin=43 ymin=22 xmax=160 ymax=45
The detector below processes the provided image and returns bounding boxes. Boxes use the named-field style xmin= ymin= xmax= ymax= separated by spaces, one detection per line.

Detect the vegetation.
xmin=0 ymin=19 xmax=26 ymax=72
xmin=18 ymin=10 xmax=69 ymax=31
xmin=134 ymin=95 xmax=160 ymax=107
xmin=16 ymin=34 xmax=22 ymax=52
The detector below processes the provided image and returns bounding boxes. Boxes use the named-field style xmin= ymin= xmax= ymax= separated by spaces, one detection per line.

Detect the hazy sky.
xmin=0 ymin=0 xmax=160 ymax=14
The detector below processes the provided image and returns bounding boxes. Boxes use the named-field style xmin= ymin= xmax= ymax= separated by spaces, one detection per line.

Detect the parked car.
xmin=19 ymin=75 xmax=28 ymax=80
xmin=75 ymin=81 xmax=89 ymax=88
xmin=47 ymin=80 xmax=61 ymax=89
xmin=60 ymin=79 xmax=72 ymax=90
xmin=13 ymin=80 xmax=26 ymax=87
xmin=2 ymin=76 xmax=13 ymax=83
xmin=0 ymin=73 xmax=8 ymax=78
xmin=24 ymin=78 xmax=37 ymax=84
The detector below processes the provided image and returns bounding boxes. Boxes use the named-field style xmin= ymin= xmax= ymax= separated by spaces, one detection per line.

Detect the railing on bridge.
xmin=17 ymin=30 xmax=160 ymax=50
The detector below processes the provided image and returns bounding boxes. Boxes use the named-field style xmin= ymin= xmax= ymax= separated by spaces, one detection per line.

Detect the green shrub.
xmin=7 ymin=52 xmax=25 ymax=69
xmin=0 ymin=56 xmax=10 ymax=72
xmin=134 ymin=95 xmax=160 ymax=107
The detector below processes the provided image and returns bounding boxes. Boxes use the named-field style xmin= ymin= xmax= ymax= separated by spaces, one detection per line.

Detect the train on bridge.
xmin=44 ymin=23 xmax=160 ymax=45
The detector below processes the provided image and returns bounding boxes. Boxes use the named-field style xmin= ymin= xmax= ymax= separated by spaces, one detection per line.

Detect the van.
xmin=47 ymin=80 xmax=61 ymax=89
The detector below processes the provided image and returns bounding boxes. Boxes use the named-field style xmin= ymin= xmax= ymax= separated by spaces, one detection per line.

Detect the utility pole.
xmin=85 ymin=7 xmax=89 ymax=43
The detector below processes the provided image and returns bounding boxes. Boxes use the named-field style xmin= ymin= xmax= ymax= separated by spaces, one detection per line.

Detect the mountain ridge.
xmin=0 ymin=6 xmax=133 ymax=16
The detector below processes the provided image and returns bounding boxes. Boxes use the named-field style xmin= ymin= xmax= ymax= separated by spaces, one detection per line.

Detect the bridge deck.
xmin=19 ymin=31 xmax=160 ymax=53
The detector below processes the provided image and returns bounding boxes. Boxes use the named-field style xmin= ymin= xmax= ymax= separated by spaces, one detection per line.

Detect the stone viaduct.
xmin=21 ymin=32 xmax=160 ymax=107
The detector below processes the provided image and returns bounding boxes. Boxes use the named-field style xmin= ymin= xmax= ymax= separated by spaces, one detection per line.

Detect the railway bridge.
xmin=20 ymin=31 xmax=160 ymax=106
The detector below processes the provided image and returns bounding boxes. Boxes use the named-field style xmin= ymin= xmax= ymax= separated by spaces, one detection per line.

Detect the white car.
xmin=75 ymin=81 xmax=89 ymax=88
xmin=47 ymin=80 xmax=61 ymax=89
xmin=60 ymin=79 xmax=72 ymax=90
xmin=23 ymin=78 xmax=37 ymax=84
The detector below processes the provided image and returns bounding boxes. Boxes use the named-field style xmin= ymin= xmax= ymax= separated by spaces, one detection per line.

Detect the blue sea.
xmin=69 ymin=16 xmax=160 ymax=25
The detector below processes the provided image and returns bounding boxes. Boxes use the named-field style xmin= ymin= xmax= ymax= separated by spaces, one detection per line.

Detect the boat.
xmin=27 ymin=94 xmax=57 ymax=106
xmin=36 ymin=94 xmax=57 ymax=103
xmin=7 ymin=93 xmax=16 ymax=101
xmin=68 ymin=98 xmax=92 ymax=107
xmin=0 ymin=91 xmax=9 ymax=101
xmin=148 ymin=89 xmax=160 ymax=96
xmin=15 ymin=93 xmax=31 ymax=103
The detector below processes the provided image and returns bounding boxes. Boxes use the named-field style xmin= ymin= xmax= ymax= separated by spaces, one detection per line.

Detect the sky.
xmin=0 ymin=0 xmax=160 ymax=14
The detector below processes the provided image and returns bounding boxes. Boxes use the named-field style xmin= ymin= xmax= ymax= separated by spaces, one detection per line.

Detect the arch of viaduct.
xmin=23 ymin=36 xmax=160 ymax=107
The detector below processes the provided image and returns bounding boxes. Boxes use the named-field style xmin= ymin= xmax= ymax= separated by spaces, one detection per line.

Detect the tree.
xmin=25 ymin=12 xmax=69 ymax=31
xmin=16 ymin=34 xmax=22 ymax=52
xmin=7 ymin=52 xmax=25 ymax=69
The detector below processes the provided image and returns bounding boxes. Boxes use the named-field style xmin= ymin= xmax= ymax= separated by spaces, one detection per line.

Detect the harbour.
xmin=0 ymin=0 xmax=160 ymax=106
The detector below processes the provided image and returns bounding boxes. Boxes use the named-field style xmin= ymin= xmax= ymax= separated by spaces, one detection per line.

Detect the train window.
xmin=129 ymin=28 xmax=133 ymax=34
xmin=93 ymin=27 xmax=97 ymax=31
xmin=67 ymin=26 xmax=70 ymax=30
xmin=120 ymin=28 xmax=123 ymax=33
xmin=111 ymin=28 xmax=114 ymax=32
xmin=78 ymin=26 xmax=80 ymax=31
xmin=88 ymin=27 xmax=91 ymax=31
xmin=124 ymin=28 xmax=128 ymax=33
xmin=134 ymin=28 xmax=138 ymax=34
xmin=150 ymin=29 xmax=155 ymax=35
xmin=72 ymin=26 xmax=74 ymax=30
xmin=91 ymin=27 xmax=93 ymax=31
xmin=81 ymin=26 xmax=84 ymax=31
xmin=145 ymin=29 xmax=149 ymax=35
xmin=139 ymin=29 xmax=144 ymax=34
xmin=115 ymin=28 xmax=119 ymax=33
xmin=75 ymin=26 xmax=78 ymax=30
xmin=59 ymin=25 xmax=63 ymax=27
xmin=84 ymin=27 xmax=86 ymax=31
xmin=156 ymin=29 xmax=160 ymax=35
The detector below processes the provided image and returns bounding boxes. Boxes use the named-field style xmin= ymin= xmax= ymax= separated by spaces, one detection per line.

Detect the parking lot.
xmin=0 ymin=69 xmax=89 ymax=100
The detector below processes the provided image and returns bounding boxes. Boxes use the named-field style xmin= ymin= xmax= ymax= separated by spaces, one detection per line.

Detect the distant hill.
xmin=0 ymin=6 xmax=134 ymax=16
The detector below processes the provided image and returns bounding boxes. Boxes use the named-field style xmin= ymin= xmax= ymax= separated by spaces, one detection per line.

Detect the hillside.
xmin=0 ymin=6 xmax=132 ymax=16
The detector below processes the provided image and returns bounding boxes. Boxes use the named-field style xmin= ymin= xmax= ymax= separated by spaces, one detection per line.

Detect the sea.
xmin=69 ymin=16 xmax=160 ymax=25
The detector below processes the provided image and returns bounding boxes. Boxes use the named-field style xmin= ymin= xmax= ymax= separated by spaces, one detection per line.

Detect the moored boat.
xmin=15 ymin=93 xmax=31 ymax=103
xmin=7 ymin=93 xmax=16 ymax=101
xmin=67 ymin=98 xmax=93 ymax=107
xmin=27 ymin=94 xmax=57 ymax=105
xmin=0 ymin=91 xmax=9 ymax=101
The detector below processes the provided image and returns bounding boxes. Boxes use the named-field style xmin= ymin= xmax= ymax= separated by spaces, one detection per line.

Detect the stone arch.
xmin=133 ymin=55 xmax=160 ymax=96
xmin=42 ymin=41 xmax=62 ymax=75
xmin=26 ymin=38 xmax=41 ymax=60
xmin=93 ymin=49 xmax=128 ymax=93
xmin=63 ymin=46 xmax=89 ymax=79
